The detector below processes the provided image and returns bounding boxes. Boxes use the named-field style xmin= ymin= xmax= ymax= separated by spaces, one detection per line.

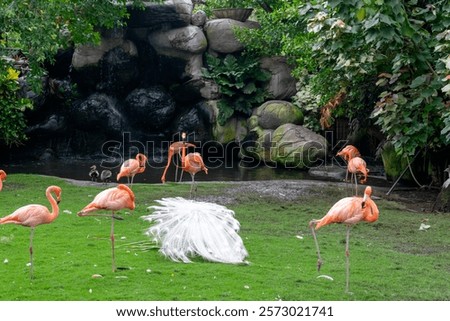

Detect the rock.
xmin=271 ymin=124 xmax=328 ymax=169
xmin=191 ymin=10 xmax=207 ymax=27
xmin=213 ymin=117 xmax=248 ymax=144
xmin=260 ymin=57 xmax=297 ymax=100
xmin=204 ymin=19 xmax=260 ymax=54
xmin=148 ymin=26 xmax=207 ymax=79
xmin=240 ymin=127 xmax=274 ymax=162
xmin=171 ymin=103 xmax=212 ymax=142
xmin=254 ymin=100 xmax=303 ymax=130
xmin=170 ymin=0 xmax=194 ymax=25
xmin=71 ymin=93 xmax=123 ymax=135
xmin=126 ymin=2 xmax=188 ymax=30
xmin=96 ymin=46 xmax=140 ymax=95
xmin=241 ymin=124 xmax=328 ymax=169
xmin=148 ymin=26 xmax=207 ymax=58
xmin=124 ymin=87 xmax=176 ymax=131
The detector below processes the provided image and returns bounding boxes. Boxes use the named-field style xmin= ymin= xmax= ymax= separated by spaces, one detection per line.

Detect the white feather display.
xmin=142 ymin=197 xmax=248 ymax=264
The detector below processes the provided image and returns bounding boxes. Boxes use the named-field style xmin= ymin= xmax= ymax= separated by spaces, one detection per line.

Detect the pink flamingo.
xmin=77 ymin=184 xmax=135 ymax=272
xmin=161 ymin=140 xmax=196 ymax=184
xmin=336 ymin=145 xmax=368 ymax=195
xmin=347 ymin=156 xmax=369 ymax=195
xmin=309 ymin=186 xmax=379 ymax=292
xmin=116 ymin=153 xmax=147 ymax=188
xmin=180 ymin=133 xmax=208 ymax=198
xmin=0 ymin=170 xmax=7 ymax=191
xmin=0 ymin=185 xmax=62 ymax=279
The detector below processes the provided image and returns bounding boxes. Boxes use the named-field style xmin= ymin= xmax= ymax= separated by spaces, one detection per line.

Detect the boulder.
xmin=191 ymin=10 xmax=207 ymax=27
xmin=124 ymin=87 xmax=176 ymax=131
xmin=241 ymin=124 xmax=328 ymax=168
xmin=148 ymin=25 xmax=207 ymax=58
xmin=260 ymin=57 xmax=297 ymax=100
xmin=171 ymin=103 xmax=212 ymax=142
xmin=126 ymin=2 xmax=188 ymax=30
xmin=253 ymin=100 xmax=303 ymax=130
xmin=271 ymin=124 xmax=328 ymax=169
xmin=70 ymin=93 xmax=123 ymax=135
xmin=96 ymin=46 xmax=140 ymax=95
xmin=204 ymin=19 xmax=260 ymax=54
xmin=148 ymin=25 xmax=207 ymax=79
xmin=213 ymin=117 xmax=248 ymax=144
xmin=240 ymin=127 xmax=274 ymax=163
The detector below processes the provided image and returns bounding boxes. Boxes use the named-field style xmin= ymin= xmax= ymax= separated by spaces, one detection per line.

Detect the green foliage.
xmin=0 ymin=60 xmax=33 ymax=146
xmin=202 ymin=53 xmax=270 ymax=125
xmin=198 ymin=0 xmax=256 ymax=16
xmin=297 ymin=0 xmax=450 ymax=156
xmin=291 ymin=73 xmax=322 ymax=132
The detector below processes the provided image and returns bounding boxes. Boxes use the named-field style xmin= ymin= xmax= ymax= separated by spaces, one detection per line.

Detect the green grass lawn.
xmin=0 ymin=174 xmax=448 ymax=301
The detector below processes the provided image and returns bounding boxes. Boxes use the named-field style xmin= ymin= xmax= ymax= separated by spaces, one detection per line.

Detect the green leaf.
xmin=356 ymin=7 xmax=366 ymax=21
xmin=410 ymin=75 xmax=428 ymax=88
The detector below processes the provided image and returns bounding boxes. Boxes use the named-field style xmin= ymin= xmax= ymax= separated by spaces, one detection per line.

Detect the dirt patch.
xmin=63 ymin=177 xmax=442 ymax=212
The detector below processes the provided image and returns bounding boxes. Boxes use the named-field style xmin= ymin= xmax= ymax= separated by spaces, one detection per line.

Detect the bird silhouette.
xmin=100 ymin=169 xmax=112 ymax=184
xmin=0 ymin=170 xmax=7 ymax=191
xmin=116 ymin=153 xmax=147 ymax=188
xmin=77 ymin=184 xmax=135 ymax=272
xmin=347 ymin=156 xmax=369 ymax=195
xmin=179 ymin=133 xmax=208 ymax=198
xmin=161 ymin=140 xmax=196 ymax=184
xmin=309 ymin=186 xmax=379 ymax=293
xmin=89 ymin=165 xmax=99 ymax=182
xmin=0 ymin=185 xmax=62 ymax=279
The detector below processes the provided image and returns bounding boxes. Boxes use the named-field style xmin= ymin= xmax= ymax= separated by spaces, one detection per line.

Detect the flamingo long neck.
xmin=47 ymin=189 xmax=59 ymax=221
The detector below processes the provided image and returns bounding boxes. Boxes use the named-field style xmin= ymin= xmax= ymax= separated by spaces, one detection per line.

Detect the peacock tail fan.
xmin=142 ymin=197 xmax=249 ymax=264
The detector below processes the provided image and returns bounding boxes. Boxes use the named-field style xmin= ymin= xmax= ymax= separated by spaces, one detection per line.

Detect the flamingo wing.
xmin=80 ymin=185 xmax=135 ymax=213
xmin=315 ymin=197 xmax=364 ymax=229
xmin=0 ymin=204 xmax=51 ymax=227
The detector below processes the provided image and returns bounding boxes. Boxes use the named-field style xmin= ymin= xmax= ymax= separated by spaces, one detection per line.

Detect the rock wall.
xmin=9 ymin=0 xmax=325 ymax=169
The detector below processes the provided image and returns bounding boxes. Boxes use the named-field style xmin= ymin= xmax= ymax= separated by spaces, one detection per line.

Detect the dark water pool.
xmin=1 ymin=158 xmax=326 ymax=184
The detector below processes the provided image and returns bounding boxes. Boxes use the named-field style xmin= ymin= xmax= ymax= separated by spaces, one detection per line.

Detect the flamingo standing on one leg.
xmin=161 ymin=140 xmax=196 ymax=184
xmin=117 ymin=153 xmax=147 ymax=188
xmin=0 ymin=170 xmax=7 ymax=191
xmin=77 ymin=184 xmax=135 ymax=272
xmin=179 ymin=133 xmax=208 ymax=198
xmin=347 ymin=156 xmax=369 ymax=196
xmin=0 ymin=185 xmax=62 ymax=279
xmin=309 ymin=186 xmax=379 ymax=293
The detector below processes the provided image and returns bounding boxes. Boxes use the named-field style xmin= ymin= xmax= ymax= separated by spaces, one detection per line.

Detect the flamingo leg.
xmin=345 ymin=170 xmax=349 ymax=194
xmin=345 ymin=225 xmax=351 ymax=293
xmin=309 ymin=221 xmax=323 ymax=271
xmin=130 ymin=175 xmax=135 ymax=189
xmin=178 ymin=153 xmax=184 ymax=183
xmin=354 ymin=173 xmax=358 ymax=196
xmin=29 ymin=227 xmax=35 ymax=279
xmin=174 ymin=153 xmax=179 ymax=183
xmin=111 ymin=212 xmax=116 ymax=272
xmin=189 ymin=174 xmax=196 ymax=199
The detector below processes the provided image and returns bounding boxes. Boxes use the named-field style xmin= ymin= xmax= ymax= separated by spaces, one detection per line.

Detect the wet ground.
xmin=3 ymin=159 xmax=441 ymax=213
